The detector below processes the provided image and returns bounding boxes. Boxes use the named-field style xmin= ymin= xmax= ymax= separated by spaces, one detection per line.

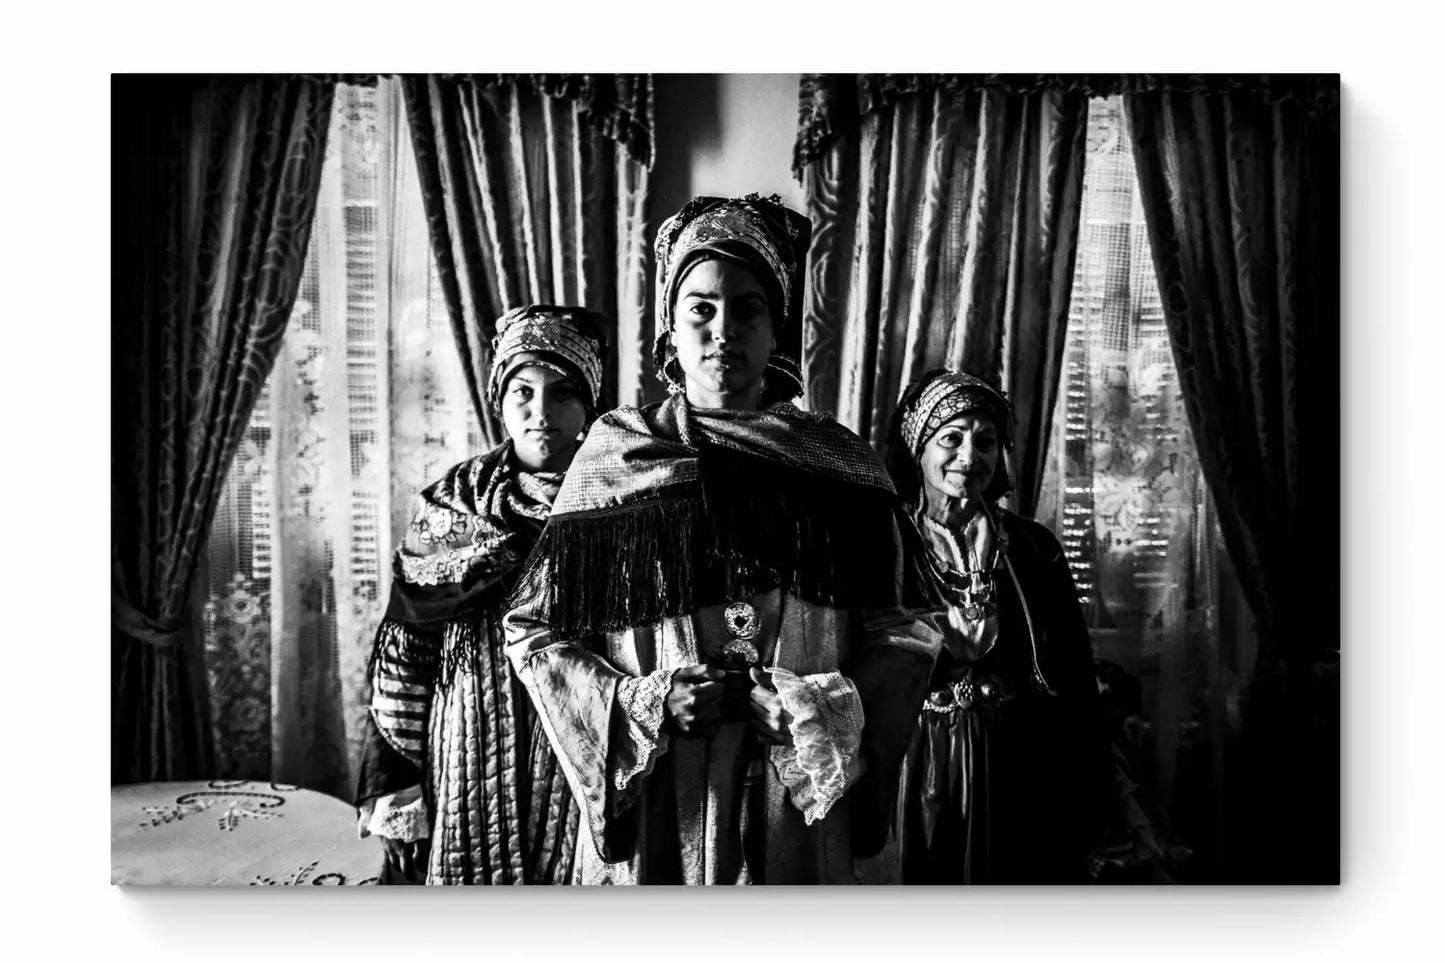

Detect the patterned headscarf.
xmin=487 ymin=304 xmax=608 ymax=413
xmin=651 ymin=194 xmax=811 ymax=400
xmin=886 ymin=369 xmax=1015 ymax=509
xmin=899 ymin=370 xmax=1014 ymax=458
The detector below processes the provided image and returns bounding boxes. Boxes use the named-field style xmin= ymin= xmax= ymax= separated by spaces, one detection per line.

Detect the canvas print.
xmin=111 ymin=72 xmax=1340 ymax=886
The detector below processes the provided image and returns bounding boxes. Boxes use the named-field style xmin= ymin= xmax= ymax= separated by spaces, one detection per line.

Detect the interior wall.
xmin=643 ymin=73 xmax=805 ymax=401
xmin=652 ymin=73 xmax=805 ymax=218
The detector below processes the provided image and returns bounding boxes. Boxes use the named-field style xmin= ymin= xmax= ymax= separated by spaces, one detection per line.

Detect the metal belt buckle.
xmin=922 ymin=677 xmax=982 ymax=715
xmin=951 ymin=678 xmax=977 ymax=710
xmin=923 ymin=687 xmax=957 ymax=714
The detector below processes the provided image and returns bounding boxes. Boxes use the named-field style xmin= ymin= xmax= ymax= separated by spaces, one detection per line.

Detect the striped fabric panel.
xmin=458 ymin=627 xmax=487 ymax=885
xmin=476 ymin=618 xmax=526 ymax=884
xmin=381 ymin=731 xmax=426 ymax=756
xmin=429 ymin=647 xmax=488 ymax=884
xmin=375 ymin=677 xmax=430 ymax=697
xmin=426 ymin=680 xmax=453 ymax=882
xmin=371 ymin=695 xmax=429 ymax=717
xmin=411 ymin=615 xmax=578 ymax=884
xmin=427 ymin=619 xmax=522 ymax=885
xmin=369 ymin=620 xmax=439 ymax=770
xmin=527 ymin=721 xmax=578 ymax=883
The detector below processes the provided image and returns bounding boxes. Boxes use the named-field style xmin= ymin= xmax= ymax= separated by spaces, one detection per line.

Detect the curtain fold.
xmin=402 ymin=74 xmax=652 ymax=444
xmin=797 ymin=76 xmax=1085 ymax=516
xmin=1123 ymin=79 xmax=1339 ymax=881
xmin=112 ymin=75 xmax=334 ymax=784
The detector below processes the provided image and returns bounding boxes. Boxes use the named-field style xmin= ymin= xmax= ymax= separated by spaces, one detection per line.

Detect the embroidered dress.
xmin=505 ymin=396 xmax=943 ymax=884
xmin=885 ymin=369 xmax=1115 ymax=884
xmin=896 ymin=508 xmax=1113 ymax=883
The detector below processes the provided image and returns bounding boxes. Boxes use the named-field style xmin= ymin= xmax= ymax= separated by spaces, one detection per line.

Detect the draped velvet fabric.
xmin=401 ymin=75 xmax=653 ymax=445
xmin=794 ymin=75 xmax=1086 ymax=516
xmin=1123 ymin=79 xmax=1340 ymax=882
xmin=112 ymin=75 xmax=335 ymax=783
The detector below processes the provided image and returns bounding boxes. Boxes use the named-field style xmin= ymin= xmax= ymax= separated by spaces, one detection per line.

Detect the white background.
xmin=3 ymin=3 xmax=1434 ymax=959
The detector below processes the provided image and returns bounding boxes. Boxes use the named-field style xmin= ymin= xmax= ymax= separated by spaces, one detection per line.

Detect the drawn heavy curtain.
xmin=112 ymin=75 xmax=334 ymax=783
xmin=794 ymin=75 xmax=1087 ymax=516
xmin=402 ymin=74 xmax=653 ymax=443
xmin=1124 ymin=77 xmax=1340 ymax=882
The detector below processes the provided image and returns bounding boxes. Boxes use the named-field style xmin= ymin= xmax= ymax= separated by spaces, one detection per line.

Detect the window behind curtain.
xmin=1036 ymin=95 xmax=1246 ymax=873
xmin=203 ymin=80 xmax=482 ymax=796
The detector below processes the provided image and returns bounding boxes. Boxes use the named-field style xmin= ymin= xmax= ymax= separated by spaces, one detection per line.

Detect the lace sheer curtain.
xmin=1035 ymin=96 xmax=1250 ymax=877
xmin=203 ymin=79 xmax=482 ymax=799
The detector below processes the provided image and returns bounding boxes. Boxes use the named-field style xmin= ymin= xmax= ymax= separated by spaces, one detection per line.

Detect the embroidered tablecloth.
xmin=111 ymin=780 xmax=381 ymax=886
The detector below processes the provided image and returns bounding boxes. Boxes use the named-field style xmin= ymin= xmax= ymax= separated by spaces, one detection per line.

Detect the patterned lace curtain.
xmin=202 ymin=79 xmax=482 ymax=799
xmin=1035 ymin=96 xmax=1251 ymax=877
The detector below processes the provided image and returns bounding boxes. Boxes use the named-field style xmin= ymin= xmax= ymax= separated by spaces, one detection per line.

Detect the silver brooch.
xmin=721 ymin=601 xmax=760 ymax=665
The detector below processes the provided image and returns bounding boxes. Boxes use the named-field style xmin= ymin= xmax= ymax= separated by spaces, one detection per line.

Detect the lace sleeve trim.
xmin=768 ymin=668 xmax=865 ymax=825
xmin=610 ymin=668 xmax=675 ymax=815
xmin=356 ymin=784 xmax=430 ymax=842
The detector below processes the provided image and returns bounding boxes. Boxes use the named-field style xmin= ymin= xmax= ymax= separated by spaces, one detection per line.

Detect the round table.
xmin=111 ymin=780 xmax=383 ymax=886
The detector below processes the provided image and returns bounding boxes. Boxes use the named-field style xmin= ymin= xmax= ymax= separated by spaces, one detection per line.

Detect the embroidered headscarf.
xmin=887 ymin=369 xmax=1015 ymax=508
xmin=650 ymin=194 xmax=811 ymax=401
xmin=487 ymin=304 xmax=608 ymax=415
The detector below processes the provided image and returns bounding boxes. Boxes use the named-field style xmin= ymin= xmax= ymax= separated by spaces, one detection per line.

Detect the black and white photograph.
xmin=106 ymin=69 xmax=1341 ymax=892
xmin=3 ymin=0 xmax=1435 ymax=951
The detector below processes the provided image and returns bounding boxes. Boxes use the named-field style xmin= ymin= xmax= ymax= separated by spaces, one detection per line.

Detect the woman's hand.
xmin=748 ymin=667 xmax=794 ymax=747
xmin=382 ymin=836 xmax=429 ymax=883
xmin=665 ymin=664 xmax=727 ymax=737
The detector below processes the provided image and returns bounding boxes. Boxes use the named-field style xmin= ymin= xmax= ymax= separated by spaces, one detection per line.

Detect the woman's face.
xmin=500 ymin=362 xmax=588 ymax=473
xmin=919 ymin=413 xmax=1001 ymax=508
xmin=672 ymin=258 xmax=775 ymax=409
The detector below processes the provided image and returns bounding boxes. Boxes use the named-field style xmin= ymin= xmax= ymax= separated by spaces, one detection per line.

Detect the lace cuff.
xmin=610 ymin=669 xmax=675 ymax=814
xmin=356 ymin=784 xmax=430 ymax=842
xmin=768 ymin=669 xmax=865 ymax=825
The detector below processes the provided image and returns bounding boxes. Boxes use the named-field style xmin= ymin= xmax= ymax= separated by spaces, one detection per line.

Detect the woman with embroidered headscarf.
xmin=504 ymin=194 xmax=943 ymax=885
xmin=884 ymin=369 xmax=1115 ymax=883
xmin=353 ymin=305 xmax=607 ymax=885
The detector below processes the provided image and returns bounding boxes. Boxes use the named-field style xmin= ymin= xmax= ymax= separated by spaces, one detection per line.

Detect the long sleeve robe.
xmin=506 ymin=578 xmax=939 ymax=884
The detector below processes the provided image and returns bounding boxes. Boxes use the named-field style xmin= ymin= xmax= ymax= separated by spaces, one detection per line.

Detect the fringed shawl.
xmin=382 ymin=441 xmax=561 ymax=683
xmin=515 ymin=395 xmax=939 ymax=639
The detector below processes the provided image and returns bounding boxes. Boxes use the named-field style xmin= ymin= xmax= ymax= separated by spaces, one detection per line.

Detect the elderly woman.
xmin=353 ymin=305 xmax=608 ymax=885
xmin=885 ymin=369 xmax=1114 ymax=884
xmin=505 ymin=194 xmax=942 ymax=885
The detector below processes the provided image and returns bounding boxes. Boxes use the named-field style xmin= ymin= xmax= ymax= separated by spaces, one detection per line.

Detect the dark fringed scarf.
xmin=515 ymin=395 xmax=940 ymax=640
